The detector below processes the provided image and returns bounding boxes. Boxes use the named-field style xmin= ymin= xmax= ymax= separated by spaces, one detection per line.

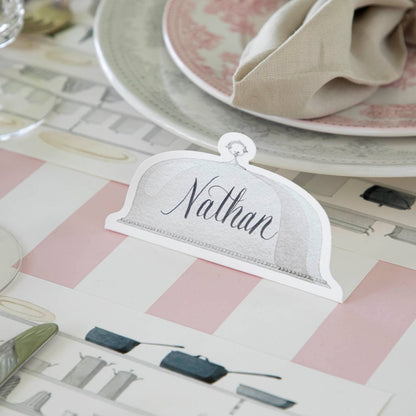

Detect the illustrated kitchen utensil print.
xmin=387 ymin=226 xmax=416 ymax=245
xmin=98 ymin=370 xmax=140 ymax=401
xmin=160 ymin=351 xmax=281 ymax=384
xmin=85 ymin=327 xmax=184 ymax=353
xmin=237 ymin=384 xmax=296 ymax=409
xmin=61 ymin=354 xmax=108 ymax=388
xmin=360 ymin=186 xmax=416 ymax=210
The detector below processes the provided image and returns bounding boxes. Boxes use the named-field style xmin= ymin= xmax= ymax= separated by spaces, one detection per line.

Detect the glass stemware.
xmin=1 ymin=0 xmax=57 ymax=142
xmin=1 ymin=1 xmax=28 ymax=291
xmin=0 ymin=79 xmax=57 ymax=142
xmin=0 ymin=0 xmax=24 ymax=48
xmin=0 ymin=226 xmax=22 ymax=292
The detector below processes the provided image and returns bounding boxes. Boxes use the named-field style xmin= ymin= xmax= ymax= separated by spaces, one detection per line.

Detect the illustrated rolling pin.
xmin=160 ymin=351 xmax=281 ymax=384
xmin=85 ymin=327 xmax=184 ymax=353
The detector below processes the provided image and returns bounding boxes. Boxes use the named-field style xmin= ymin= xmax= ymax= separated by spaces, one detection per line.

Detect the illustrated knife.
xmin=0 ymin=323 xmax=58 ymax=387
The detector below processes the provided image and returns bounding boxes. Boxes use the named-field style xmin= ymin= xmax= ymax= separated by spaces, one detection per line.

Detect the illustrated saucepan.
xmin=160 ymin=351 xmax=281 ymax=384
xmin=85 ymin=326 xmax=184 ymax=353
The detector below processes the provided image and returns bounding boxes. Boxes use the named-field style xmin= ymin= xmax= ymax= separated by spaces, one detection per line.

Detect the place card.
xmin=106 ymin=132 xmax=343 ymax=302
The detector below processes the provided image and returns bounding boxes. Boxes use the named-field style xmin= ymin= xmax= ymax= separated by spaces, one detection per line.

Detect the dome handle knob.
xmin=218 ymin=132 xmax=257 ymax=165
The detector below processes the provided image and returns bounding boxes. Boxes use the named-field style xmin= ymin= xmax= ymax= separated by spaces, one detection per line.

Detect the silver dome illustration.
xmin=106 ymin=133 xmax=342 ymax=302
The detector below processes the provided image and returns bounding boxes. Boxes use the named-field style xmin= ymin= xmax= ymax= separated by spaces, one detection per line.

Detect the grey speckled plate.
xmin=94 ymin=0 xmax=416 ymax=177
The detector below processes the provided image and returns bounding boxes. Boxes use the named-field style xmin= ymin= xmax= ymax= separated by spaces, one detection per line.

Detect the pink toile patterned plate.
xmin=163 ymin=0 xmax=416 ymax=137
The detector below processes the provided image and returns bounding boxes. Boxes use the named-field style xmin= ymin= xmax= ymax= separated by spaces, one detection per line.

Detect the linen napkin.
xmin=232 ymin=0 xmax=416 ymax=119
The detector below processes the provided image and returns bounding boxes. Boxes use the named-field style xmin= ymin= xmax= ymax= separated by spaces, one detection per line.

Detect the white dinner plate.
xmin=94 ymin=0 xmax=416 ymax=177
xmin=163 ymin=0 xmax=416 ymax=137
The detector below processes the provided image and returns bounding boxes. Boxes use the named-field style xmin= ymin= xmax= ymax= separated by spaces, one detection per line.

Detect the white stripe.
xmin=76 ymin=237 xmax=195 ymax=311
xmin=215 ymin=248 xmax=377 ymax=359
xmin=0 ymin=163 xmax=107 ymax=253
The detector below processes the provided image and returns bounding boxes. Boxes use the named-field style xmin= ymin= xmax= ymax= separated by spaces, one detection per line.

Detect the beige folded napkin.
xmin=232 ymin=0 xmax=416 ymax=119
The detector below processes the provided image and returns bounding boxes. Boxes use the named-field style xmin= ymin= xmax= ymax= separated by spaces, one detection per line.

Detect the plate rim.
xmin=94 ymin=0 xmax=416 ymax=177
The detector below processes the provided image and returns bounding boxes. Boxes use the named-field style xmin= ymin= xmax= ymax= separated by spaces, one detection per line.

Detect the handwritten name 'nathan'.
xmin=161 ymin=176 xmax=278 ymax=241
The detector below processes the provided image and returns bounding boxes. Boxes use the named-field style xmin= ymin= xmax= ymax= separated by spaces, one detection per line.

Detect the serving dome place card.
xmin=106 ymin=132 xmax=343 ymax=302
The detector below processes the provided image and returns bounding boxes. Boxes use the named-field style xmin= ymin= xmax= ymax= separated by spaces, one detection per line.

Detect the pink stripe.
xmin=0 ymin=149 xmax=44 ymax=198
xmin=147 ymin=260 xmax=260 ymax=334
xmin=21 ymin=181 xmax=127 ymax=288
xmin=293 ymin=261 xmax=416 ymax=384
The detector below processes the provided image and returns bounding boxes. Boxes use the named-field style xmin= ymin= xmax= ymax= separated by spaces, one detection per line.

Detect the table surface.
xmin=0 ymin=1 xmax=415 ymax=415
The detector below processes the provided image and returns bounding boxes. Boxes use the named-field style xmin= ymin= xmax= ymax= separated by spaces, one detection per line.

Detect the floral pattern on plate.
xmin=164 ymin=0 xmax=416 ymax=136
xmin=95 ymin=0 xmax=416 ymax=176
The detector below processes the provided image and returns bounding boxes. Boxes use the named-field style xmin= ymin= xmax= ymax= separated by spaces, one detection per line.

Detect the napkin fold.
xmin=232 ymin=0 xmax=416 ymax=119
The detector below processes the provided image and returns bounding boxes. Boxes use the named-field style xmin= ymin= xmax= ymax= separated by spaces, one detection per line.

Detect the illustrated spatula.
xmin=85 ymin=327 xmax=184 ymax=353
